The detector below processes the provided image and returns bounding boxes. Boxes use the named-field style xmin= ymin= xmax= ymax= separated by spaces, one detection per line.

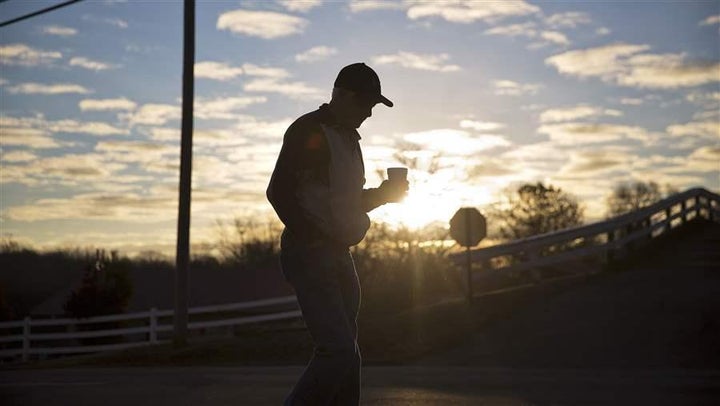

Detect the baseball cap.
xmin=334 ymin=63 xmax=394 ymax=107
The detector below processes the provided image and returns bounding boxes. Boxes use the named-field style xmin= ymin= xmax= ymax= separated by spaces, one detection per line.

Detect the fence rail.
xmin=0 ymin=295 xmax=300 ymax=363
xmin=450 ymin=187 xmax=720 ymax=295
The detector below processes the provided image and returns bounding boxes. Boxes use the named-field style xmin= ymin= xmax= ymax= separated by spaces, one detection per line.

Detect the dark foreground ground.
xmin=2 ymin=221 xmax=719 ymax=405
xmin=2 ymin=366 xmax=720 ymax=405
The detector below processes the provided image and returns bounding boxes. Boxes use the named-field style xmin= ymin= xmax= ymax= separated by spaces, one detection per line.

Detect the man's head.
xmin=329 ymin=63 xmax=393 ymax=129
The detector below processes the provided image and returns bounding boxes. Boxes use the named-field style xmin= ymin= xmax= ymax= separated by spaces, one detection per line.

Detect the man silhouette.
xmin=267 ymin=63 xmax=407 ymax=405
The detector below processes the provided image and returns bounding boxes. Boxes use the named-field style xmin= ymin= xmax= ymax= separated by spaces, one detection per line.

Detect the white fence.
xmin=451 ymin=187 xmax=720 ymax=296
xmin=0 ymin=295 xmax=300 ymax=363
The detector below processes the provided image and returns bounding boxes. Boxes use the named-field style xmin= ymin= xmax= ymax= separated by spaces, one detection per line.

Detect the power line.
xmin=0 ymin=0 xmax=84 ymax=28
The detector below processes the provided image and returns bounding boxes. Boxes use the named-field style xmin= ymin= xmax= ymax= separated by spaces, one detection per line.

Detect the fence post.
xmin=605 ymin=230 xmax=615 ymax=264
xmin=22 ymin=316 xmax=30 ymax=362
xmin=695 ymin=196 xmax=702 ymax=220
xmin=681 ymin=200 xmax=687 ymax=224
xmin=150 ymin=307 xmax=158 ymax=344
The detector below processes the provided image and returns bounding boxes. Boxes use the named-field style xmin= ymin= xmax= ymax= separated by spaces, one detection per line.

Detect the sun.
xmin=373 ymin=175 xmax=495 ymax=230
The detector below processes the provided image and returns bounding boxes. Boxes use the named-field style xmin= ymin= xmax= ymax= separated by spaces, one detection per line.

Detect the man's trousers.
xmin=280 ymin=230 xmax=361 ymax=406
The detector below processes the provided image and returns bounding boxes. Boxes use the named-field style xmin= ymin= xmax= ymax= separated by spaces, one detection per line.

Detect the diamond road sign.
xmin=450 ymin=207 xmax=486 ymax=247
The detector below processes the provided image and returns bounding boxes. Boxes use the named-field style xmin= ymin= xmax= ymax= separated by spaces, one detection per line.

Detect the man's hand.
xmin=379 ymin=179 xmax=409 ymax=203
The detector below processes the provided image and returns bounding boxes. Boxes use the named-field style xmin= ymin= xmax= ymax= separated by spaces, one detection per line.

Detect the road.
xmin=2 ymin=366 xmax=720 ymax=405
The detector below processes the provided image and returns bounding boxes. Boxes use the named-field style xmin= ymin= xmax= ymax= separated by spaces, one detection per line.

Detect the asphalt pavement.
xmin=2 ymin=366 xmax=720 ymax=406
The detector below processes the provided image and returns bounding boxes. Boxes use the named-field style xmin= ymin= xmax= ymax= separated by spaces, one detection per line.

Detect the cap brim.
xmin=378 ymin=94 xmax=393 ymax=107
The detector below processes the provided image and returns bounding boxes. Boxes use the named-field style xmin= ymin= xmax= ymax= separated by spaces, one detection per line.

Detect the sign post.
xmin=450 ymin=207 xmax=486 ymax=304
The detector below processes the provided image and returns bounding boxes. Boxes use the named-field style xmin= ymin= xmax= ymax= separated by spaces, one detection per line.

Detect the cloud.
xmin=278 ymin=0 xmax=322 ymax=13
xmin=7 ymin=82 xmax=91 ymax=95
xmin=484 ymin=22 xmax=569 ymax=48
xmin=0 ymin=129 xmax=60 ymax=149
xmin=0 ymin=153 xmax=127 ymax=187
xmin=0 ymin=117 xmax=61 ymax=148
xmin=405 ymin=0 xmax=539 ymax=24
xmin=50 ymin=119 xmax=128 ymax=136
xmin=1 ymin=150 xmax=37 ymax=163
xmin=539 ymin=31 xmax=569 ymax=46
xmin=372 ymin=51 xmax=461 ymax=72
xmin=69 ymin=57 xmax=118 ymax=71
xmin=596 ymin=27 xmax=611 ymax=36
xmin=243 ymin=78 xmax=324 ymax=100
xmin=217 ymin=9 xmax=308 ymax=39
xmin=3 ymin=189 xmax=176 ymax=222
xmin=459 ymin=119 xmax=505 ymax=132
xmin=2 ymin=115 xmax=127 ymax=138
xmin=240 ymin=63 xmax=290 ymax=78
xmin=194 ymin=96 xmax=267 ymax=120
xmin=546 ymin=43 xmax=720 ymax=89
xmin=539 ymin=105 xmax=623 ymax=123
xmin=42 ymin=25 xmax=78 ymax=36
xmin=544 ymin=12 xmax=591 ymax=28
xmin=493 ymin=79 xmax=541 ymax=96
xmin=699 ymin=15 xmax=720 ymax=26
xmin=0 ymin=77 xmax=6 ymax=86
xmin=232 ymin=116 xmax=293 ymax=141
xmin=484 ymin=22 xmax=537 ymax=38
xmin=686 ymin=91 xmax=720 ymax=104
xmin=560 ymin=150 xmax=629 ymax=174
xmin=538 ymin=122 xmax=654 ymax=145
xmin=195 ymin=61 xmax=289 ymax=81
xmin=349 ymin=0 xmax=405 ymax=12
xmin=79 ymin=98 xmax=137 ymax=111
xmin=546 ymin=43 xmax=650 ymax=78
xmin=0 ymin=44 xmax=62 ymax=66
xmin=95 ymin=140 xmax=176 ymax=165
xmin=688 ymin=146 xmax=720 ymax=171
xmin=403 ymin=128 xmax=510 ymax=155
xmin=666 ymin=120 xmax=719 ymax=140
xmin=620 ymin=98 xmax=644 ymax=105
xmin=295 ymin=46 xmax=338 ymax=63
xmin=123 ymin=103 xmax=180 ymax=126
xmin=82 ymin=15 xmax=128 ymax=28
xmin=195 ymin=61 xmax=244 ymax=80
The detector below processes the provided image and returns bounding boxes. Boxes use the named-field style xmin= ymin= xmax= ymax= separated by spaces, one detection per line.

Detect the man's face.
xmin=348 ymin=94 xmax=377 ymax=128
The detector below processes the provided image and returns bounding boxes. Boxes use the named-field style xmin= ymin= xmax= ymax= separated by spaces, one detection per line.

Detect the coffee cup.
xmin=387 ymin=167 xmax=408 ymax=182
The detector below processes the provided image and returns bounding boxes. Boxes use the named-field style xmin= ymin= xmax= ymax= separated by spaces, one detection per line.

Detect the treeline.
xmin=0 ymin=180 xmax=678 ymax=321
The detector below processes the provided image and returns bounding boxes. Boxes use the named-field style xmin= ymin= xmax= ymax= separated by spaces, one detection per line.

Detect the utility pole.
xmin=174 ymin=0 xmax=195 ymax=347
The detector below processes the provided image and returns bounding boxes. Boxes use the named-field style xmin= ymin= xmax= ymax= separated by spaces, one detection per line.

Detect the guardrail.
xmin=450 ymin=187 xmax=720 ymax=297
xmin=0 ymin=295 xmax=300 ymax=363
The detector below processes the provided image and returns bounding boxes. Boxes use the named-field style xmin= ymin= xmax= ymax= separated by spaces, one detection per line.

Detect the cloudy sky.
xmin=1 ymin=0 xmax=718 ymax=255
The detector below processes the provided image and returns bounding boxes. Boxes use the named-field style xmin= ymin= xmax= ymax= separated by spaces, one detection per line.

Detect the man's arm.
xmin=361 ymin=180 xmax=409 ymax=212
xmin=267 ymin=120 xmax=328 ymax=240
xmin=361 ymin=188 xmax=386 ymax=212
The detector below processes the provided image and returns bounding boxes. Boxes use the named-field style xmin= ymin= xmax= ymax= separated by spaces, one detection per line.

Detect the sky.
xmin=1 ymin=0 xmax=719 ymax=256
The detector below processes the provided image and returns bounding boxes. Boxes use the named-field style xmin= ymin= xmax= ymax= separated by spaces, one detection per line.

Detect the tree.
xmin=606 ymin=181 xmax=674 ymax=217
xmin=64 ymin=258 xmax=133 ymax=319
xmin=492 ymin=182 xmax=584 ymax=240
xmin=215 ymin=217 xmax=282 ymax=269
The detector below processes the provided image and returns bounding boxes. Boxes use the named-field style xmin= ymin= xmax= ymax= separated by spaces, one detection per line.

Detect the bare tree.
xmin=491 ymin=182 xmax=584 ymax=240
xmin=606 ymin=181 xmax=675 ymax=217
xmin=215 ymin=217 xmax=282 ymax=269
